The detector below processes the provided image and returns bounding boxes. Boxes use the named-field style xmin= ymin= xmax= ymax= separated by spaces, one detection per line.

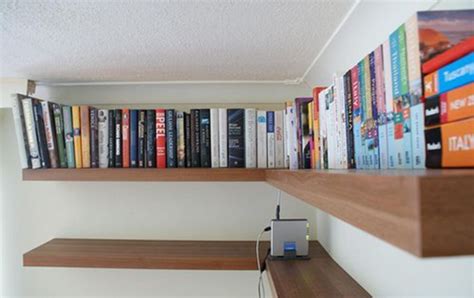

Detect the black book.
xmin=138 ymin=110 xmax=146 ymax=168
xmin=199 ymin=109 xmax=211 ymax=168
xmin=146 ymin=110 xmax=156 ymax=168
xmin=33 ymin=100 xmax=50 ymax=168
xmin=114 ymin=109 xmax=122 ymax=168
xmin=130 ymin=110 xmax=139 ymax=168
xmin=227 ymin=109 xmax=245 ymax=168
xmin=166 ymin=109 xmax=177 ymax=168
xmin=90 ymin=108 xmax=99 ymax=168
xmin=190 ymin=109 xmax=201 ymax=167
xmin=184 ymin=112 xmax=192 ymax=168
xmin=343 ymin=70 xmax=355 ymax=169
xmin=108 ymin=110 xmax=115 ymax=167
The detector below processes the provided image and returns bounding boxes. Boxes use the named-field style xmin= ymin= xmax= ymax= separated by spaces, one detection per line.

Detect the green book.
xmin=62 ymin=105 xmax=76 ymax=168
xmin=52 ymin=103 xmax=67 ymax=168
xmin=398 ymin=25 xmax=409 ymax=96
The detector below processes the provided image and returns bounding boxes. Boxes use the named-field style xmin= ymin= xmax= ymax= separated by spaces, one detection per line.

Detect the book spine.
xmin=190 ymin=109 xmax=201 ymax=167
xmin=199 ymin=109 xmax=211 ymax=168
xmin=185 ymin=112 xmax=192 ymax=168
xmin=34 ymin=101 xmax=50 ymax=168
xmin=318 ymin=92 xmax=327 ymax=169
xmin=283 ymin=104 xmax=290 ymax=169
xmin=90 ymin=107 xmax=99 ymax=168
xmin=209 ymin=108 xmax=219 ymax=168
xmin=176 ymin=111 xmax=186 ymax=168
xmin=155 ymin=109 xmax=166 ymax=168
xmin=52 ymin=103 xmax=67 ymax=168
xmin=357 ymin=62 xmax=366 ymax=169
xmin=21 ymin=98 xmax=41 ymax=169
xmin=267 ymin=111 xmax=275 ymax=168
xmin=288 ymin=103 xmax=299 ymax=170
xmin=12 ymin=95 xmax=31 ymax=169
xmin=390 ymin=30 xmax=404 ymax=169
xmin=383 ymin=39 xmax=396 ymax=169
xmin=138 ymin=110 xmax=146 ymax=168
xmin=422 ymin=36 xmax=474 ymax=75
xmin=41 ymin=101 xmax=58 ymax=168
xmin=327 ymin=86 xmax=336 ymax=169
xmin=244 ymin=108 xmax=257 ymax=168
xmin=218 ymin=108 xmax=228 ymax=167
xmin=146 ymin=110 xmax=156 ymax=168
xmin=300 ymin=100 xmax=312 ymax=169
xmin=308 ymin=101 xmax=314 ymax=168
xmin=62 ymin=106 xmax=75 ymax=168
xmin=122 ymin=109 xmax=130 ymax=168
xmin=227 ymin=109 xmax=245 ymax=168
xmin=166 ymin=109 xmax=177 ymax=168
xmin=398 ymin=25 xmax=412 ymax=169
xmin=256 ymin=110 xmax=267 ymax=168
xmin=336 ymin=76 xmax=347 ymax=169
xmin=107 ymin=110 xmax=115 ymax=168
xmin=377 ymin=43 xmax=388 ymax=170
xmin=369 ymin=51 xmax=379 ymax=169
xmin=343 ymin=72 xmax=355 ymax=169
xmin=274 ymin=110 xmax=285 ymax=168
xmin=130 ymin=110 xmax=138 ymax=168
xmin=98 ymin=109 xmax=109 ymax=168
xmin=351 ymin=66 xmax=362 ymax=169
xmin=114 ymin=109 xmax=122 ymax=168
xmin=80 ymin=106 xmax=90 ymax=168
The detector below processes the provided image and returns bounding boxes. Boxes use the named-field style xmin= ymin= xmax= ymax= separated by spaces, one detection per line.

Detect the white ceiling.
xmin=0 ymin=0 xmax=355 ymax=83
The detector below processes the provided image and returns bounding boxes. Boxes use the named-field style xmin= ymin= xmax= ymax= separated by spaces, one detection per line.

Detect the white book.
xmin=98 ymin=109 xmax=109 ymax=168
xmin=21 ymin=98 xmax=41 ymax=169
xmin=218 ymin=108 xmax=228 ymax=167
xmin=283 ymin=105 xmax=289 ymax=168
xmin=337 ymin=75 xmax=348 ymax=169
xmin=275 ymin=110 xmax=285 ymax=168
xmin=12 ymin=95 xmax=29 ymax=169
xmin=318 ymin=89 xmax=327 ymax=169
xmin=287 ymin=103 xmax=298 ymax=170
xmin=327 ymin=86 xmax=336 ymax=169
xmin=41 ymin=101 xmax=58 ymax=168
xmin=245 ymin=108 xmax=257 ymax=168
xmin=257 ymin=110 xmax=267 ymax=168
xmin=210 ymin=108 xmax=220 ymax=168
xmin=267 ymin=111 xmax=275 ymax=168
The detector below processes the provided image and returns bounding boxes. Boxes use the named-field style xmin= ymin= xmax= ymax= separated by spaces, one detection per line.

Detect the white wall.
xmin=304 ymin=0 xmax=474 ymax=296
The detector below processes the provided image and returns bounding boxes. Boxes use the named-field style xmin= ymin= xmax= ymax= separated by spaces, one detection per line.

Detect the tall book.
xmin=98 ymin=109 xmax=108 ymax=168
xmin=335 ymin=75 xmax=347 ymax=169
xmin=176 ymin=111 xmax=186 ymax=168
xmin=114 ymin=109 xmax=122 ymax=168
xmin=90 ymin=107 xmax=99 ymax=168
xmin=130 ymin=110 xmax=138 ymax=168
xmin=350 ymin=65 xmax=362 ymax=169
xmin=218 ymin=108 xmax=228 ymax=168
xmin=210 ymin=108 xmax=220 ymax=168
xmin=33 ymin=101 xmax=50 ymax=168
xmin=166 ymin=109 xmax=177 ymax=168
xmin=312 ymin=87 xmax=326 ymax=169
xmin=274 ymin=110 xmax=285 ymax=168
xmin=358 ymin=61 xmax=367 ymax=169
xmin=283 ymin=104 xmax=290 ymax=168
xmin=199 ymin=109 xmax=211 ymax=168
xmin=52 ymin=103 xmax=67 ymax=168
xmin=227 ymin=109 xmax=245 ymax=168
xmin=256 ymin=110 xmax=267 ymax=168
xmin=155 ymin=109 xmax=166 ymax=168
xmin=326 ymin=86 xmax=337 ymax=169
xmin=190 ymin=109 xmax=201 ymax=167
xmin=184 ymin=112 xmax=192 ymax=168
xmin=80 ymin=106 xmax=90 ymax=168
xmin=107 ymin=110 xmax=115 ymax=168
xmin=383 ymin=39 xmax=396 ymax=169
xmin=374 ymin=46 xmax=386 ymax=169
xmin=41 ymin=101 xmax=58 ymax=168
xmin=146 ymin=110 xmax=156 ymax=168
xmin=287 ymin=102 xmax=299 ymax=170
xmin=122 ymin=109 xmax=130 ymax=168
xmin=342 ymin=72 xmax=355 ymax=169
xmin=369 ymin=51 xmax=379 ymax=169
xmin=244 ymin=108 xmax=257 ymax=168
xmin=21 ymin=98 xmax=41 ymax=169
xmin=267 ymin=111 xmax=275 ymax=168
xmin=12 ymin=95 xmax=31 ymax=169
xmin=138 ymin=110 xmax=146 ymax=168
xmin=295 ymin=97 xmax=313 ymax=168
xmin=62 ymin=106 xmax=75 ymax=168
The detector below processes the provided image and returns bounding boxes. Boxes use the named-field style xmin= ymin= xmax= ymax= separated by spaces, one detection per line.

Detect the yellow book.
xmin=308 ymin=102 xmax=314 ymax=168
xmin=80 ymin=105 xmax=91 ymax=168
xmin=72 ymin=106 xmax=82 ymax=168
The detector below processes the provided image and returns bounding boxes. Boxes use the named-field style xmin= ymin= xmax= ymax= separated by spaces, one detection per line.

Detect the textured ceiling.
xmin=0 ymin=0 xmax=354 ymax=83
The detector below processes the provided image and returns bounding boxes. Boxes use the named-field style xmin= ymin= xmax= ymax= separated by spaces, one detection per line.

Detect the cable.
xmin=256 ymin=226 xmax=270 ymax=298
xmin=276 ymin=190 xmax=281 ymax=220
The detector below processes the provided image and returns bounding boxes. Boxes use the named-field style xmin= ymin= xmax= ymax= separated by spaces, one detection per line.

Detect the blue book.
xmin=267 ymin=111 xmax=276 ymax=168
xmin=433 ymin=52 xmax=474 ymax=96
xmin=369 ymin=51 xmax=379 ymax=169
xmin=358 ymin=61 xmax=367 ymax=169
xmin=166 ymin=109 xmax=177 ymax=168
xmin=130 ymin=110 xmax=138 ymax=168
xmin=227 ymin=109 xmax=245 ymax=168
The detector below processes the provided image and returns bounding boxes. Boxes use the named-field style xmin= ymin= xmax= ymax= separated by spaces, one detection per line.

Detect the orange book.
xmin=80 ymin=105 xmax=90 ymax=168
xmin=312 ymin=86 xmax=326 ymax=169
xmin=122 ymin=109 xmax=130 ymax=168
xmin=425 ymin=117 xmax=474 ymax=168
xmin=72 ymin=106 xmax=82 ymax=168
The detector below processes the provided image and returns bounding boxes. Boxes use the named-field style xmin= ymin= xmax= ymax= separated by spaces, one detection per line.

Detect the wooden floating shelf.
xmin=24 ymin=239 xmax=370 ymax=297
xmin=22 ymin=168 xmax=474 ymax=257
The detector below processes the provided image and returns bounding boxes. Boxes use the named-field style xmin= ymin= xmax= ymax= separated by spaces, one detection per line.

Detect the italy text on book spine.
xmin=227 ymin=109 xmax=245 ymax=168
xmin=218 ymin=108 xmax=228 ymax=167
xmin=256 ymin=110 xmax=267 ymax=168
xmin=190 ymin=109 xmax=201 ymax=167
xmin=41 ymin=101 xmax=59 ymax=168
xmin=98 ymin=109 xmax=109 ymax=168
xmin=107 ymin=109 xmax=115 ymax=168
xmin=274 ymin=110 xmax=285 ymax=168
xmin=176 ymin=111 xmax=186 ymax=168
xmin=244 ymin=108 xmax=257 ymax=168
xmin=63 ymin=106 xmax=75 ymax=168
xmin=138 ymin=110 xmax=146 ymax=168
xmin=166 ymin=109 xmax=177 ymax=168
xmin=12 ymin=95 xmax=31 ymax=169
xmin=199 ymin=109 xmax=211 ymax=168
xmin=129 ymin=110 xmax=138 ymax=168
xmin=21 ymin=98 xmax=41 ymax=169
xmin=146 ymin=110 xmax=156 ymax=168
xmin=52 ymin=103 xmax=67 ymax=168
xmin=267 ymin=111 xmax=275 ymax=168
xmin=155 ymin=109 xmax=166 ymax=168
xmin=210 ymin=108 xmax=220 ymax=168
xmin=80 ymin=105 xmax=90 ymax=168
xmin=114 ymin=109 xmax=122 ymax=168
xmin=90 ymin=107 xmax=99 ymax=168
xmin=122 ymin=109 xmax=130 ymax=168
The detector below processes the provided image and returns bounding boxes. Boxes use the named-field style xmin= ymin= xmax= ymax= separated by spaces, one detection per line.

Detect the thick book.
xmin=210 ymin=108 xmax=220 ymax=168
xmin=423 ymin=36 xmax=474 ymax=75
xmin=138 ymin=110 xmax=146 ymax=168
xmin=176 ymin=111 xmax=186 ymax=168
xmin=155 ymin=109 xmax=166 ymax=168
xmin=130 ymin=110 xmax=138 ymax=168
xmin=267 ymin=111 xmax=275 ymax=168
xmin=274 ymin=110 xmax=285 ymax=168
xmin=98 ymin=109 xmax=108 ymax=168
xmin=41 ymin=101 xmax=59 ymax=168
xmin=114 ymin=109 xmax=122 ymax=168
xmin=80 ymin=106 xmax=90 ymax=168
xmin=218 ymin=108 xmax=228 ymax=167
xmin=244 ymin=108 xmax=257 ymax=168
xmin=122 ymin=109 xmax=130 ymax=168
xmin=34 ymin=101 xmax=50 ymax=168
xmin=12 ymin=95 xmax=31 ymax=169
xmin=166 ymin=109 xmax=177 ymax=168
xmin=89 ymin=108 xmax=99 ymax=168
xmin=425 ymin=118 xmax=474 ymax=168
xmin=256 ymin=110 xmax=267 ymax=168
xmin=184 ymin=112 xmax=192 ymax=168
xmin=21 ymin=98 xmax=41 ymax=169
xmin=199 ymin=109 xmax=211 ymax=168
xmin=190 ymin=109 xmax=201 ymax=167
xmin=62 ymin=106 xmax=75 ymax=168
xmin=146 ymin=110 xmax=156 ymax=168
xmin=107 ymin=110 xmax=115 ymax=168
xmin=52 ymin=103 xmax=67 ymax=168
xmin=295 ymin=97 xmax=313 ymax=169
xmin=227 ymin=109 xmax=245 ymax=168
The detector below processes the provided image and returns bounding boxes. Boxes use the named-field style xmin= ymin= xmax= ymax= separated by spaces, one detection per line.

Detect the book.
xmin=244 ymin=108 xmax=257 ymax=168
xmin=369 ymin=51 xmax=379 ymax=169
xmin=130 ymin=110 xmax=138 ymax=168
xmin=256 ymin=110 xmax=267 ymax=168
xmin=335 ymin=75 xmax=348 ymax=169
xmin=199 ymin=109 xmax=211 ymax=168
xmin=283 ymin=104 xmax=290 ymax=169
xmin=185 ymin=112 xmax=192 ymax=168
xmin=267 ymin=111 xmax=275 ymax=168
xmin=351 ymin=65 xmax=362 ymax=169
xmin=90 ymin=107 xmax=99 ymax=168
xmin=326 ymin=86 xmax=337 ymax=169
xmin=424 ymin=52 xmax=474 ymax=98
xmin=107 ymin=110 xmax=115 ymax=168
xmin=358 ymin=60 xmax=368 ymax=169
xmin=422 ymin=36 xmax=474 ymax=75
xmin=295 ymin=97 xmax=313 ymax=168
xmin=218 ymin=108 xmax=228 ymax=168
xmin=287 ymin=102 xmax=299 ymax=170
xmin=80 ymin=105 xmax=90 ymax=168
xmin=114 ymin=109 xmax=122 ymax=168
xmin=308 ymin=101 xmax=314 ymax=168
xmin=98 ymin=109 xmax=109 ymax=168
xmin=41 ymin=101 xmax=59 ymax=168
xmin=343 ymin=72 xmax=355 ymax=169
xmin=425 ymin=83 xmax=474 ymax=126
xmin=34 ymin=101 xmax=50 ymax=168
xmin=227 ymin=109 xmax=245 ymax=168
xmin=210 ymin=108 xmax=220 ymax=168
xmin=138 ymin=110 xmax=146 ymax=168
xmin=274 ymin=110 xmax=285 ymax=168
xmin=312 ymin=87 xmax=326 ymax=169
xmin=62 ymin=106 xmax=75 ymax=168
xmin=374 ymin=46 xmax=385 ymax=170
xmin=122 ymin=109 xmax=130 ymax=168
xmin=146 ymin=110 xmax=156 ymax=168
xmin=425 ymin=117 xmax=474 ymax=168
xmin=166 ymin=109 xmax=177 ymax=168
xmin=155 ymin=109 xmax=166 ymax=168
xmin=190 ymin=109 xmax=201 ymax=167
xmin=52 ymin=103 xmax=67 ymax=168
xmin=383 ymin=39 xmax=396 ymax=169
xmin=176 ymin=111 xmax=186 ymax=168
xmin=21 ymin=98 xmax=41 ymax=169
xmin=12 ymin=95 xmax=31 ymax=169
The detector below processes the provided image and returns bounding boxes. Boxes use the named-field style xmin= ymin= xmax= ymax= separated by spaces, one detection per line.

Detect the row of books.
xmin=12 ymin=96 xmax=289 ymax=169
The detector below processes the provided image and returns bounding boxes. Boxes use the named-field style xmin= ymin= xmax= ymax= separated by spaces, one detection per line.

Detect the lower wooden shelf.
xmin=23 ymin=238 xmax=370 ymax=297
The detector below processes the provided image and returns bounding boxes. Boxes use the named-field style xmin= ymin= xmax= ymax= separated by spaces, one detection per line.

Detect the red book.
xmin=122 ymin=109 xmax=130 ymax=168
xmin=422 ymin=36 xmax=474 ymax=74
xmin=155 ymin=109 xmax=166 ymax=168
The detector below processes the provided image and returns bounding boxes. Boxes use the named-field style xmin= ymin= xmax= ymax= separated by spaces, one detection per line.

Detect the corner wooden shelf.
xmin=24 ymin=239 xmax=370 ymax=297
